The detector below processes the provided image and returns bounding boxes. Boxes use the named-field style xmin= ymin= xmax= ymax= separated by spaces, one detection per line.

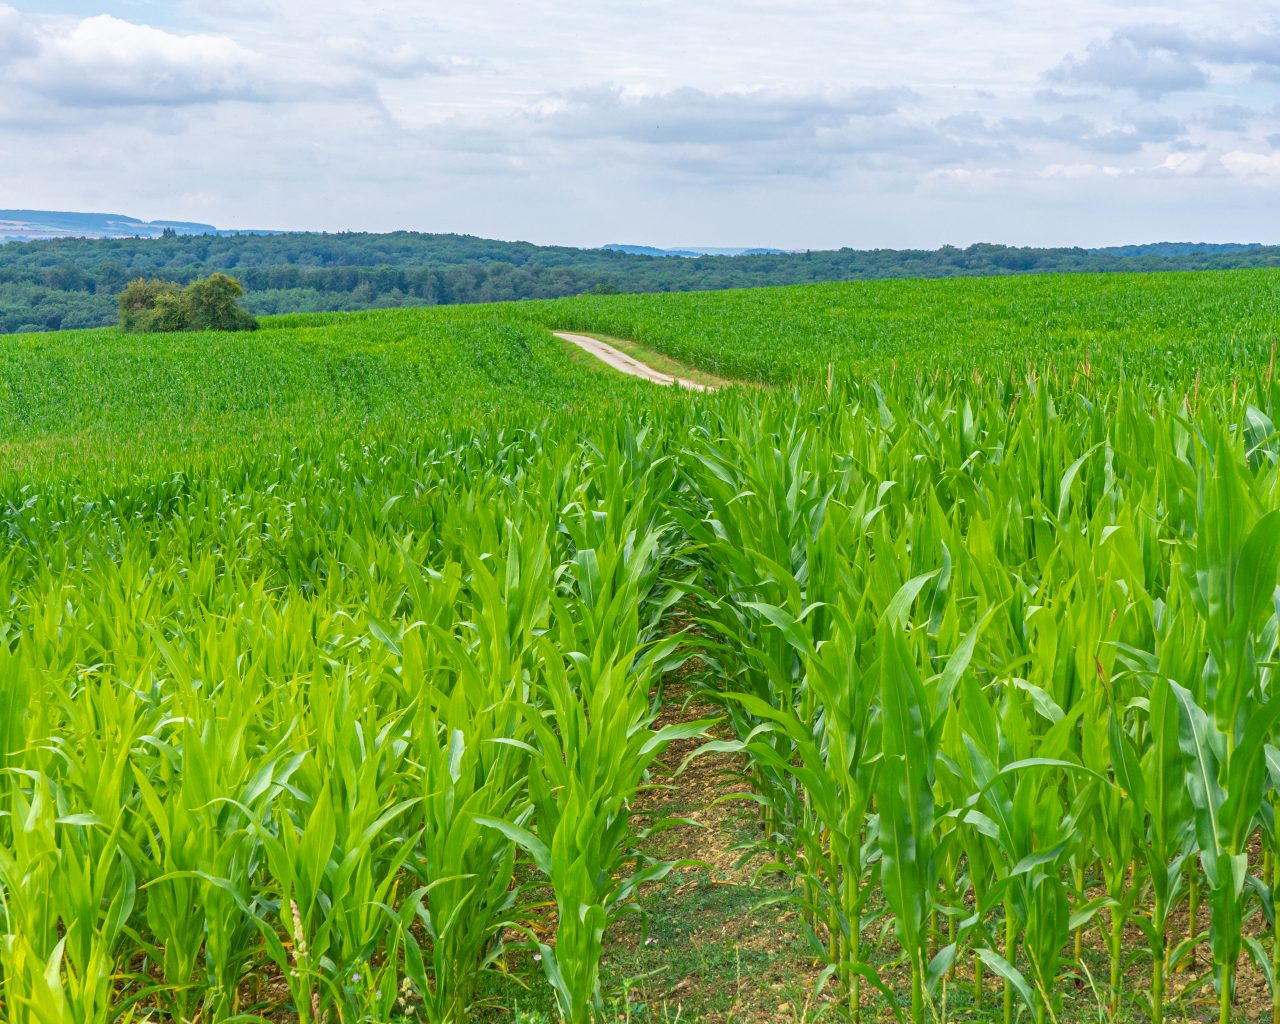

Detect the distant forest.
xmin=2 ymin=231 xmax=1279 ymax=334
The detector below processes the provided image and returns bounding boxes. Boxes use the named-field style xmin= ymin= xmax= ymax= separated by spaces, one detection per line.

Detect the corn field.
xmin=3 ymin=271 xmax=1280 ymax=1022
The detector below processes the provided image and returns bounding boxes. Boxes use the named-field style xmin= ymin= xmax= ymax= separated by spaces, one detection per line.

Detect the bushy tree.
xmin=116 ymin=273 xmax=258 ymax=333
xmin=184 ymin=273 xmax=258 ymax=331
xmin=118 ymin=278 xmax=183 ymax=332
xmin=150 ymin=291 xmax=190 ymax=332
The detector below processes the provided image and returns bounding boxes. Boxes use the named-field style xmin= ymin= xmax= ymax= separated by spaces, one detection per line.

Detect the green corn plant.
xmin=1263 ymin=749 xmax=1280 ymax=1024
xmin=1175 ymin=427 xmax=1280 ymax=1024
xmin=248 ymin=670 xmax=420 ymax=1024
xmin=1097 ymin=669 xmax=1195 ymax=1024
xmin=128 ymin=625 xmax=312 ymax=1024
xmin=876 ymin=572 xmax=992 ymax=1024
xmin=478 ymin=494 xmax=711 ymax=1022
xmin=481 ymin=643 xmax=711 ymax=1023
xmin=0 ymin=772 xmax=138 ymax=1024
xmin=878 ymin=615 xmax=941 ymax=1024
xmin=957 ymin=673 xmax=1106 ymax=1024
xmin=674 ymin=412 xmax=838 ymax=837
xmin=395 ymin=606 xmax=542 ymax=1020
xmin=698 ymin=599 xmax=884 ymax=1022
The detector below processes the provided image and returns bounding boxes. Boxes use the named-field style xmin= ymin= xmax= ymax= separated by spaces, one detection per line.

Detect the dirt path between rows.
xmin=555 ymin=332 xmax=717 ymax=392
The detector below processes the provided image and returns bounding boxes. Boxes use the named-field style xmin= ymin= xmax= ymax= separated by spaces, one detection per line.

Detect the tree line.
xmin=2 ymin=230 xmax=1279 ymax=333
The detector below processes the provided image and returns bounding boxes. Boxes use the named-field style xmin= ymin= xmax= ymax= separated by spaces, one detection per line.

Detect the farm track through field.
xmin=554 ymin=331 xmax=717 ymax=391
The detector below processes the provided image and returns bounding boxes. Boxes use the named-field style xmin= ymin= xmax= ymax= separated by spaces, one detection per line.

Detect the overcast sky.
xmin=1 ymin=1 xmax=1278 ymax=248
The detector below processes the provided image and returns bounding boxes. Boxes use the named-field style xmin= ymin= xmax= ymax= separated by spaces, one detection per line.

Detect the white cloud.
xmin=1159 ymin=151 xmax=1211 ymax=175
xmin=1039 ymin=163 xmax=1125 ymax=179
xmin=0 ymin=8 xmax=375 ymax=108
xmin=17 ymin=15 xmax=273 ymax=105
xmin=1221 ymin=149 xmax=1280 ymax=178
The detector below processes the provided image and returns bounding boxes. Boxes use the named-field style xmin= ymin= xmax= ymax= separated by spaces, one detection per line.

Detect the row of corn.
xmin=681 ymin=371 xmax=1280 ymax=1023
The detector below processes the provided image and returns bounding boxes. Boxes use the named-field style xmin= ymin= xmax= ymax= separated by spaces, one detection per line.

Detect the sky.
xmin=0 ymin=1 xmax=1278 ymax=248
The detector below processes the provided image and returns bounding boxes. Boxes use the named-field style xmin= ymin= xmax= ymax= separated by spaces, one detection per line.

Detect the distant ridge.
xmin=1088 ymin=242 xmax=1267 ymax=257
xmin=607 ymin=241 xmax=1270 ymax=260
xmin=602 ymin=244 xmax=792 ymax=258
xmin=0 ymin=209 xmax=284 ymax=242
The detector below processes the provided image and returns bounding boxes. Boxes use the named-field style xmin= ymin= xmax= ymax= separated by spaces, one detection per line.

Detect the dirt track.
xmin=555 ymin=332 xmax=715 ymax=392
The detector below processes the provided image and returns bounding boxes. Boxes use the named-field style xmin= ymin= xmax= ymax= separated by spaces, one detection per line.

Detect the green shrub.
xmin=117 ymin=273 xmax=257 ymax=333
xmin=117 ymin=278 xmax=183 ymax=332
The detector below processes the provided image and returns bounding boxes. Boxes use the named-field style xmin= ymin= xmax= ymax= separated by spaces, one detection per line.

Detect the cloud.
xmin=1221 ymin=149 xmax=1280 ymax=178
xmin=1047 ymin=24 xmax=1280 ymax=99
xmin=1033 ymin=88 xmax=1101 ymax=105
xmin=1039 ymin=163 xmax=1125 ymax=180
xmin=945 ymin=110 xmax=1187 ymax=157
xmin=532 ymin=85 xmax=917 ymax=147
xmin=996 ymin=114 xmax=1098 ymax=143
xmin=504 ymin=84 xmax=975 ymax=182
xmin=0 ymin=3 xmax=35 ymax=61
xmin=1 ymin=9 xmax=372 ymax=108
xmin=323 ymin=39 xmax=455 ymax=79
xmin=1158 ymin=151 xmax=1213 ymax=176
xmin=1200 ymin=105 xmax=1254 ymax=132
xmin=183 ymin=0 xmax=283 ymax=19
xmin=1084 ymin=111 xmax=1185 ymax=154
xmin=1046 ymin=28 xmax=1208 ymax=99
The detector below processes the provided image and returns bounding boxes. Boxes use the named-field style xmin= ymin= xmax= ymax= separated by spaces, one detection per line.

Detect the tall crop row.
xmin=681 ymin=369 xmax=1280 ymax=1023
xmin=0 ymin=416 xmax=706 ymax=1024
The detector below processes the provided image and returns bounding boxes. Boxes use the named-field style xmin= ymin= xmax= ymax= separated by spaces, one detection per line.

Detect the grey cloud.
xmin=10 ymin=0 xmax=1280 ymax=249
xmin=998 ymin=114 xmax=1097 ymax=143
xmin=1048 ymin=24 xmax=1280 ymax=98
xmin=0 ymin=3 xmax=36 ymax=62
xmin=1123 ymin=110 xmax=1184 ymax=137
xmin=839 ymin=106 xmax=1190 ymax=169
xmin=534 ymin=85 xmax=917 ymax=147
xmin=1201 ymin=105 xmax=1254 ymax=132
xmin=183 ymin=0 xmax=285 ymax=20
xmin=1080 ymin=126 xmax=1172 ymax=154
xmin=951 ymin=110 xmax=1185 ymax=155
xmin=1046 ymin=28 xmax=1207 ymax=98
xmin=508 ymin=85 xmax=989 ymax=184
xmin=936 ymin=112 xmax=988 ymax=135
xmin=1138 ymin=25 xmax=1280 ymax=68
xmin=324 ymin=40 xmax=454 ymax=79
xmin=1033 ymin=88 xmax=1101 ymax=105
